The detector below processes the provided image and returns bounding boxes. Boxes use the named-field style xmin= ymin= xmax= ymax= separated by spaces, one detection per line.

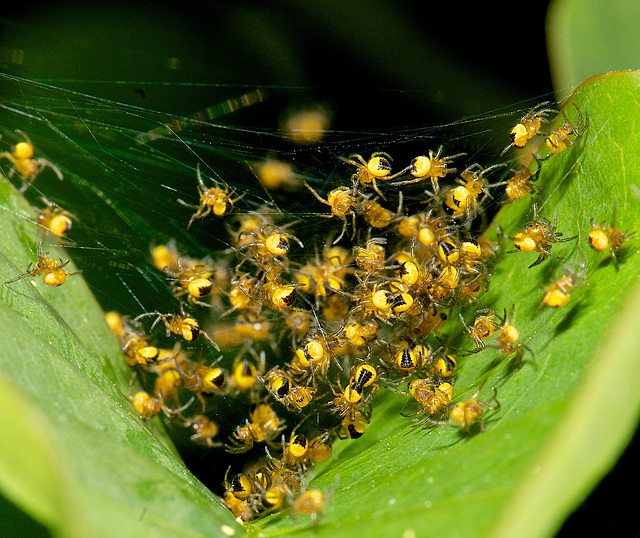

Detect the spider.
xmin=588 ymin=199 xmax=636 ymax=267
xmin=262 ymin=367 xmax=316 ymax=413
xmin=449 ymin=386 xmax=500 ymax=432
xmin=390 ymin=379 xmax=453 ymax=427
xmin=5 ymin=243 xmax=81 ymax=287
xmin=226 ymin=402 xmax=286 ymax=453
xmin=292 ymin=488 xmax=328 ymax=524
xmin=0 ymin=130 xmax=63 ymax=192
xmin=304 ymin=183 xmax=359 ymax=244
xmin=340 ymin=152 xmax=405 ymax=199
xmin=442 ymin=163 xmax=505 ymax=220
xmin=34 ymin=199 xmax=74 ymax=238
xmin=353 ymin=237 xmax=386 ymax=274
xmin=501 ymin=102 xmax=557 ymax=154
xmin=133 ymin=308 xmax=220 ymax=350
xmin=362 ymin=194 xmax=402 ymax=229
xmin=508 ymin=203 xmax=577 ymax=268
xmin=295 ymin=245 xmax=351 ymax=305
xmin=543 ymin=103 xmax=589 ymax=156
xmin=501 ymin=165 xmax=542 ymax=203
xmin=389 ymin=146 xmax=466 ymax=193
xmin=534 ymin=251 xmax=588 ymax=315
xmin=326 ymin=378 xmax=371 ymax=424
xmin=252 ymin=158 xmax=300 ymax=191
xmin=459 ymin=308 xmax=501 ymax=353
xmin=128 ymin=374 xmax=194 ymax=421
xmin=237 ymin=224 xmax=304 ymax=269
xmin=184 ymin=415 xmax=223 ymax=448
xmin=179 ymin=164 xmax=245 ymax=228
xmin=163 ymin=256 xmax=216 ymax=307
xmin=494 ymin=305 xmax=535 ymax=362
xmin=351 ymin=281 xmax=396 ymax=324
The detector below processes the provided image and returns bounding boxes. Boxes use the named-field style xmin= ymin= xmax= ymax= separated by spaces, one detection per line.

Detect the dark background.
xmin=0 ymin=1 xmax=552 ymax=126
xmin=0 ymin=1 xmax=637 ymax=536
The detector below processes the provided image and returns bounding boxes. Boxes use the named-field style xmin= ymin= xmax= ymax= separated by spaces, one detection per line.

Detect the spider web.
xmin=0 ymin=71 xmax=557 ymax=497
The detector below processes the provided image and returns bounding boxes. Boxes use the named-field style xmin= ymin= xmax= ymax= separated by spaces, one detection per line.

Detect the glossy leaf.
xmin=0 ymin=176 xmax=243 ymax=537
xmin=251 ymin=71 xmax=640 ymax=536
xmin=1 ymin=71 xmax=639 ymax=538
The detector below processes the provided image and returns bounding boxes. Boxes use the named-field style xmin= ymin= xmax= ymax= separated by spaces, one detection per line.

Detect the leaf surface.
xmin=0 ymin=175 xmax=243 ymax=537
xmin=251 ymin=70 xmax=640 ymax=538
xmin=1 ymin=71 xmax=640 ymax=538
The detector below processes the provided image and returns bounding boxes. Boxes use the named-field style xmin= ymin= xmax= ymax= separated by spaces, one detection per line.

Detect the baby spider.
xmin=178 ymin=164 xmax=245 ymax=228
xmin=291 ymin=335 xmax=337 ymax=381
xmin=337 ymin=408 xmax=371 ymax=439
xmin=304 ymin=182 xmax=359 ymax=244
xmin=224 ymin=469 xmax=253 ymax=501
xmin=162 ymin=256 xmax=216 ymax=307
xmin=501 ymin=102 xmax=557 ymax=154
xmin=362 ymin=193 xmax=402 ymax=229
xmin=184 ymin=415 xmax=222 ymax=448
xmin=588 ymin=199 xmax=636 ymax=267
xmin=349 ymin=362 xmax=379 ymax=398
xmin=499 ymin=161 xmax=542 ymax=203
xmin=458 ymin=308 xmax=501 ymax=354
xmin=0 ymin=130 xmax=63 ymax=192
xmin=442 ymin=163 xmax=506 ymax=220
xmin=238 ymin=224 xmax=304 ymax=268
xmin=508 ymin=203 xmax=577 ymax=268
xmin=229 ymin=351 xmax=266 ymax=394
xmin=290 ymin=476 xmax=339 ymax=525
xmin=292 ymin=488 xmax=328 ymax=525
xmin=400 ymin=379 xmax=453 ymax=427
xmin=295 ymin=244 xmax=351 ymax=305
xmin=543 ymin=102 xmax=589 ymax=156
xmin=353 ymin=237 xmax=387 ymax=274
xmin=5 ymin=243 xmax=81 ymax=287
xmin=226 ymin=402 xmax=286 ymax=453
xmin=449 ymin=386 xmax=500 ymax=433
xmin=113 ymin=316 xmax=161 ymax=368
xmin=351 ymin=282 xmax=399 ymax=325
xmin=340 ymin=152 xmax=405 ymax=199
xmin=494 ymin=305 xmax=535 ymax=362
xmin=389 ymin=146 xmax=466 ymax=193
xmin=326 ymin=374 xmax=375 ymax=425
xmin=252 ymin=158 xmax=300 ymax=191
xmin=387 ymin=342 xmax=434 ymax=382
xmin=262 ymin=367 xmax=316 ymax=413
xmin=128 ymin=375 xmax=194 ymax=421
xmin=34 ymin=198 xmax=74 ymax=238
xmin=430 ymin=351 xmax=457 ymax=378
xmin=534 ymin=251 xmax=588 ymax=316
xmin=133 ymin=309 xmax=220 ymax=350
xmin=278 ymin=426 xmax=332 ymax=471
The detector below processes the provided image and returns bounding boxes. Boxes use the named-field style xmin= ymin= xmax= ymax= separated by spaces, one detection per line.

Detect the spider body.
xmin=390 ymin=146 xmax=465 ymax=193
xmin=5 ymin=243 xmax=81 ymax=287
xmin=341 ymin=152 xmax=405 ymax=199
xmin=544 ymin=103 xmax=588 ymax=156
xmin=0 ymin=130 xmax=63 ymax=191
xmin=501 ymin=102 xmax=557 ymax=154
xmin=509 ymin=204 xmax=577 ymax=268
xmin=180 ymin=164 xmax=245 ymax=228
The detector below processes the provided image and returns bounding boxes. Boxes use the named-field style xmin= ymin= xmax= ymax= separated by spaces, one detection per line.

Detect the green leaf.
xmin=2 ymin=71 xmax=640 ymax=538
xmin=0 ymin=177 xmax=243 ymax=536
xmin=547 ymin=0 xmax=640 ymax=97
xmin=250 ymin=71 xmax=640 ymax=536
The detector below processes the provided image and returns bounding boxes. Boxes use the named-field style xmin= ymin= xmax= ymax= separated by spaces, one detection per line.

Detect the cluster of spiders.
xmin=3 ymin=98 xmax=634 ymax=525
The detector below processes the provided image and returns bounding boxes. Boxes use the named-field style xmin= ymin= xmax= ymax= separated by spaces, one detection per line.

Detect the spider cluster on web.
xmin=3 ymin=97 xmax=632 ymax=525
